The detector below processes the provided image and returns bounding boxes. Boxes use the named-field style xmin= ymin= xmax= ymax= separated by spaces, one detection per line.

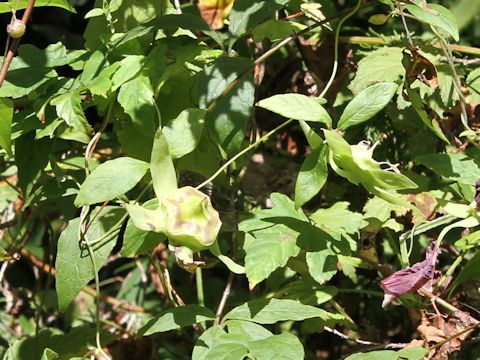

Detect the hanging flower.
xmin=380 ymin=243 xmax=440 ymax=307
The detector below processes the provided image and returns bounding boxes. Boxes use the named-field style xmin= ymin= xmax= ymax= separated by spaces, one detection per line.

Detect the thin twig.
xmin=196 ymin=119 xmax=294 ymax=190
xmin=431 ymin=26 xmax=471 ymax=135
xmin=397 ymin=3 xmax=414 ymax=49
xmin=0 ymin=0 xmax=36 ymax=87
xmin=319 ymin=0 xmax=362 ymax=98
xmin=430 ymin=322 xmax=480 ymax=350
xmin=419 ymin=288 xmax=478 ymax=320
xmin=339 ymin=36 xmax=480 ymax=56
xmin=19 ymin=247 xmax=145 ymax=312
xmin=214 ymin=272 xmax=233 ymax=325
xmin=0 ymin=219 xmax=16 ymax=230
xmin=323 ymin=326 xmax=408 ymax=349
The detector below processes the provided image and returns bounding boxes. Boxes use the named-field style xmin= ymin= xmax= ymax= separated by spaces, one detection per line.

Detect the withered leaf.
xmin=380 ymin=243 xmax=440 ymax=307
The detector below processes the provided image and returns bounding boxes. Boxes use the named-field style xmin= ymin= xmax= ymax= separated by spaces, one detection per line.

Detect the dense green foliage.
xmin=0 ymin=0 xmax=480 ymax=358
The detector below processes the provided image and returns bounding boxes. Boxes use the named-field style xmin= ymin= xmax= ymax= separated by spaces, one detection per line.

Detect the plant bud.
xmin=7 ymin=19 xmax=26 ymax=38
xmin=368 ymin=14 xmax=388 ymax=25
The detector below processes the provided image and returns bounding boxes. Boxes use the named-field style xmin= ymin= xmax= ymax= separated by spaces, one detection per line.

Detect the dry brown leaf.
xmin=197 ymin=0 xmax=235 ymax=30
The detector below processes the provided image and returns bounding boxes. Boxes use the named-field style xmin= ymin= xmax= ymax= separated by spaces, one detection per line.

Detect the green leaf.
xmin=405 ymin=4 xmax=459 ymax=41
xmin=117 ymin=74 xmax=157 ymax=137
xmin=0 ymin=0 xmax=76 ymax=13
xmin=224 ymin=298 xmax=343 ymax=324
xmin=87 ymin=62 xmax=121 ymax=97
xmin=466 ymin=67 xmax=480 ymax=103
xmin=56 ymin=207 xmax=125 ymax=311
xmin=50 ymin=92 xmax=92 ymax=133
xmin=112 ymin=13 xmax=222 ymax=49
xmin=345 ymin=347 xmax=428 ymax=360
xmin=75 ymin=157 xmax=149 ymax=206
xmin=41 ymin=348 xmax=58 ymax=360
xmin=0 ymin=97 xmax=13 ymax=156
xmin=79 ymin=51 xmax=105 ymax=84
xmin=397 ymin=347 xmax=429 ymax=360
xmin=299 ymin=121 xmax=323 ymax=149
xmin=225 ymin=320 xmax=273 ymax=342
xmin=252 ymin=19 xmax=306 ymax=42
xmin=209 ymin=243 xmax=246 ymax=274
xmin=229 ymin=0 xmax=287 ymax=37
xmin=455 ymin=230 xmax=480 ymax=251
xmin=451 ymin=0 xmax=480 ymax=30
xmin=295 ymin=144 xmax=328 ymax=208
xmin=345 ymin=350 xmax=399 ymax=360
xmin=198 ymin=57 xmax=255 ymax=158
xmin=138 ymin=305 xmax=215 ymax=336
xmin=150 ymin=129 xmax=178 ymax=199
xmin=84 ymin=8 xmax=104 ymax=18
xmin=244 ymin=227 xmax=300 ymax=288
xmin=306 ymin=249 xmax=338 ymax=285
xmin=349 ymin=47 xmax=404 ymax=94
xmin=4 ymin=327 xmax=116 ymax=360
xmin=310 ymin=202 xmax=365 ymax=235
xmin=163 ymin=108 xmax=206 ymax=159
xmin=450 ymin=252 xmax=480 ymax=291
xmin=248 ymin=333 xmax=305 ymax=360
xmin=121 ymin=199 xmax=165 ymax=257
xmin=206 ymin=343 xmax=248 ymax=360
xmin=257 ymin=94 xmax=332 ymax=127
xmin=124 ymin=203 xmax=165 ymax=233
xmin=192 ymin=326 xmax=227 ymax=360
xmin=337 ymin=82 xmax=398 ymax=130
xmin=404 ymin=86 xmax=449 ymax=143
xmin=0 ymin=247 xmax=15 ymax=261
xmin=111 ymin=55 xmax=145 ymax=91
xmin=417 ymin=150 xmax=480 ymax=185
xmin=278 ymin=282 xmax=338 ymax=305
xmin=0 ymin=64 xmax=57 ymax=99
xmin=15 ymin=133 xmax=52 ymax=196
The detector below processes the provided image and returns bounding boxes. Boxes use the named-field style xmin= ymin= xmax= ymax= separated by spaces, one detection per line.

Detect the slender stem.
xmin=397 ymin=3 xmax=414 ymax=49
xmin=431 ymin=27 xmax=470 ymax=132
xmin=196 ymin=267 xmax=206 ymax=329
xmin=399 ymin=214 xmax=456 ymax=243
xmin=418 ymin=288 xmax=462 ymax=313
xmin=196 ymin=267 xmax=204 ymax=307
xmin=319 ymin=0 xmax=362 ymax=98
xmin=83 ymin=232 xmax=110 ymax=359
xmin=340 ymin=36 xmax=480 ymax=56
xmin=88 ymin=180 xmax=152 ymax=247
xmin=195 ymin=119 xmax=294 ymax=190
xmin=214 ymin=272 xmax=233 ymax=325
xmin=436 ymin=254 xmax=462 ymax=290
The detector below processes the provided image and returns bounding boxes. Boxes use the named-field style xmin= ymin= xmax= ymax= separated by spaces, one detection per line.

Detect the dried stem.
xmin=19 ymin=247 xmax=145 ymax=313
xmin=339 ymin=36 xmax=480 ymax=56
xmin=430 ymin=322 xmax=480 ymax=350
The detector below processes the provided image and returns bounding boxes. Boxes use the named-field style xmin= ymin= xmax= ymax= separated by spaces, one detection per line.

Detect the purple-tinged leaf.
xmin=380 ymin=243 xmax=440 ymax=307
